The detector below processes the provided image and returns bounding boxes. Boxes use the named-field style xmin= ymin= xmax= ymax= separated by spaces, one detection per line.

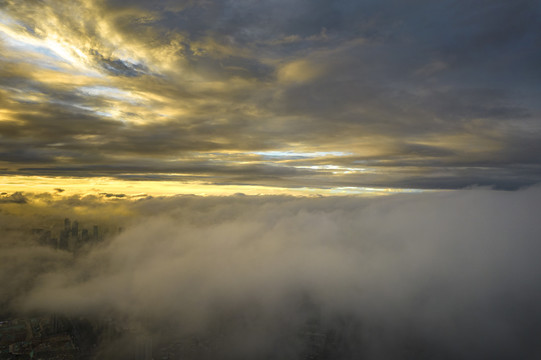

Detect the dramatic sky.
xmin=0 ymin=0 xmax=540 ymax=195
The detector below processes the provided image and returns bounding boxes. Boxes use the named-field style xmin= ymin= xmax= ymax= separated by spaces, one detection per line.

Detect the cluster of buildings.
xmin=0 ymin=316 xmax=78 ymax=359
xmin=32 ymin=218 xmax=102 ymax=252
xmin=2 ymin=218 xmax=356 ymax=359
xmin=0 ymin=315 xmax=351 ymax=360
xmin=0 ymin=315 xmax=155 ymax=360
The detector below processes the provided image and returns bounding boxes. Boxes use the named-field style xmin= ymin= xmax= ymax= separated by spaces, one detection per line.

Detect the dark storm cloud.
xmin=0 ymin=0 xmax=540 ymax=190
xmin=2 ymin=188 xmax=541 ymax=358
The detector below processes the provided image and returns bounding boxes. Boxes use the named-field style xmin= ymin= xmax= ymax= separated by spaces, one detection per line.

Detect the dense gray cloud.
xmin=0 ymin=0 xmax=540 ymax=190
xmin=1 ymin=188 xmax=541 ymax=358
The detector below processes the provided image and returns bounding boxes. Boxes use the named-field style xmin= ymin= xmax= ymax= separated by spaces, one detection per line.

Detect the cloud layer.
xmin=0 ymin=0 xmax=540 ymax=191
xmin=2 ymin=187 xmax=541 ymax=358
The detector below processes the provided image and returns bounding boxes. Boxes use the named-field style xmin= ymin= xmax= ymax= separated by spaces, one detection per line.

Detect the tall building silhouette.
xmin=59 ymin=230 xmax=69 ymax=250
xmin=71 ymin=221 xmax=79 ymax=238
xmin=81 ymin=229 xmax=89 ymax=243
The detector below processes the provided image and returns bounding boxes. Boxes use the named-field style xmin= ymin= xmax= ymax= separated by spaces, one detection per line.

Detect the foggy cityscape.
xmin=1 ymin=0 xmax=541 ymax=359
xmin=1 ymin=189 xmax=541 ymax=359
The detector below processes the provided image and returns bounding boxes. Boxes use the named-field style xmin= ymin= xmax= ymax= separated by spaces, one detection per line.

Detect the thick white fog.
xmin=2 ymin=188 xmax=541 ymax=359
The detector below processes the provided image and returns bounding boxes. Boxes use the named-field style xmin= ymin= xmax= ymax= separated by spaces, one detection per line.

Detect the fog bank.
xmin=2 ymin=188 xmax=541 ymax=359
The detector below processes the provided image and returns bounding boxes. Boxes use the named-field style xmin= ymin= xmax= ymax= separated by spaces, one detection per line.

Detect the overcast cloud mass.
xmin=0 ymin=0 xmax=540 ymax=192
xmin=1 ymin=188 xmax=541 ymax=358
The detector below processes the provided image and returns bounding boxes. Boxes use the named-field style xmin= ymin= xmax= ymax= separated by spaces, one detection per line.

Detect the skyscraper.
xmin=81 ymin=229 xmax=89 ymax=243
xmin=71 ymin=221 xmax=79 ymax=238
xmin=64 ymin=218 xmax=71 ymax=232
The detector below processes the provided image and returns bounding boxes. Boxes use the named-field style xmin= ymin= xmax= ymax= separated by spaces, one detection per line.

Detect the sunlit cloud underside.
xmin=0 ymin=175 xmax=425 ymax=197
xmin=0 ymin=0 xmax=539 ymax=194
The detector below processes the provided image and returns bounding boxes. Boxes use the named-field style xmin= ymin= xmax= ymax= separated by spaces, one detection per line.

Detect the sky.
xmin=0 ymin=0 xmax=540 ymax=196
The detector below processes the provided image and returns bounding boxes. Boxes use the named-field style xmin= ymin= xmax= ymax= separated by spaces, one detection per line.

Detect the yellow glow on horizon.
xmin=0 ymin=176 xmax=421 ymax=197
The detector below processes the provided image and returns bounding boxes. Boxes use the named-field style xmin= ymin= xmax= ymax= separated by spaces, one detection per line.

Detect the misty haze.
xmin=1 ymin=188 xmax=541 ymax=359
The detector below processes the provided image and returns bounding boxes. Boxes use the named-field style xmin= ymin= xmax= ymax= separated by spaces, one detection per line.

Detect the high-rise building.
xmin=64 ymin=218 xmax=71 ymax=232
xmin=81 ymin=229 xmax=89 ymax=242
xmin=59 ymin=230 xmax=69 ymax=250
xmin=93 ymin=225 xmax=99 ymax=240
xmin=71 ymin=221 xmax=79 ymax=238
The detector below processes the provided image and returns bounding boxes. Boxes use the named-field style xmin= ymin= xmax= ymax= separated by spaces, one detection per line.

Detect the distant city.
xmin=31 ymin=217 xmax=122 ymax=253
xmin=1 ymin=218 xmax=127 ymax=360
xmin=1 ymin=218 xmax=344 ymax=360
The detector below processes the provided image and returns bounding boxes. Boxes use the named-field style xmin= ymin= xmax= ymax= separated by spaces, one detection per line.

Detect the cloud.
xmin=0 ymin=0 xmax=540 ymax=191
xmin=1 ymin=188 xmax=541 ymax=358
xmin=0 ymin=191 xmax=27 ymax=203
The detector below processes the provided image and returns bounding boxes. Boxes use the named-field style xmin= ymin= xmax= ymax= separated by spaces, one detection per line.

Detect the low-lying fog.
xmin=1 ymin=187 xmax=541 ymax=359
